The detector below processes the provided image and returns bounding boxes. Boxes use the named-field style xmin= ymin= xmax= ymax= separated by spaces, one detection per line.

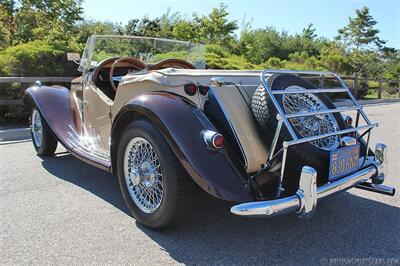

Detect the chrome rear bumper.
xmin=231 ymin=151 xmax=395 ymax=219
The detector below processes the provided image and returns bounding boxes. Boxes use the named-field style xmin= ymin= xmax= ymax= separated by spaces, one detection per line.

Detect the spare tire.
xmin=252 ymin=74 xmax=346 ymax=194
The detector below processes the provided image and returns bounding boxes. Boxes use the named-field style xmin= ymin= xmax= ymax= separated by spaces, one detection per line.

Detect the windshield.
xmin=78 ymin=35 xmax=205 ymax=72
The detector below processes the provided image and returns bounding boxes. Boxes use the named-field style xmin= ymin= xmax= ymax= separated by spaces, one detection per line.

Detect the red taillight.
xmin=184 ymin=83 xmax=197 ymax=96
xmin=198 ymin=85 xmax=209 ymax=95
xmin=212 ymin=134 xmax=224 ymax=148
xmin=345 ymin=116 xmax=353 ymax=127
xmin=202 ymin=130 xmax=224 ymax=150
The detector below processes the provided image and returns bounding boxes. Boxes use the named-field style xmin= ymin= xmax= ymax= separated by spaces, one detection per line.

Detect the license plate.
xmin=329 ymin=144 xmax=360 ymax=181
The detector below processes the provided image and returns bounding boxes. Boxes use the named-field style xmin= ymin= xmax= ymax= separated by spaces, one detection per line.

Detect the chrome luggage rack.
xmin=258 ymin=69 xmax=378 ymax=197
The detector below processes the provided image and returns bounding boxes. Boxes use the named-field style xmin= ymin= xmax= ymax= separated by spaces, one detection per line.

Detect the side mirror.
xmin=67 ymin=52 xmax=81 ymax=64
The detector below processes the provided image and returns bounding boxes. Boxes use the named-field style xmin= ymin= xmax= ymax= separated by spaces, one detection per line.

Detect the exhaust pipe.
xmin=356 ymin=143 xmax=395 ymax=196
xmin=356 ymin=182 xmax=395 ymax=196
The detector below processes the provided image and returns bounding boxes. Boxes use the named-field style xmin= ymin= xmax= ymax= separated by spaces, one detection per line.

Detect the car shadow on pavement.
xmin=40 ymin=153 xmax=399 ymax=265
xmin=40 ymin=152 xmax=131 ymax=216
xmin=139 ymin=193 xmax=400 ymax=265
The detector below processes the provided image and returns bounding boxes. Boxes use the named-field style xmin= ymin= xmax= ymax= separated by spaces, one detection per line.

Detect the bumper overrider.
xmin=231 ymin=143 xmax=395 ymax=219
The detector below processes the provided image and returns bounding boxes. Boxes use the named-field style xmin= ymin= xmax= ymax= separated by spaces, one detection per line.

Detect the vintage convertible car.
xmin=24 ymin=35 xmax=395 ymax=229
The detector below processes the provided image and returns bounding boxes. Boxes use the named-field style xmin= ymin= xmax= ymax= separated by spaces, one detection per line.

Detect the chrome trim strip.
xmin=231 ymin=165 xmax=378 ymax=217
xmin=92 ymin=35 xmax=193 ymax=45
xmin=272 ymin=88 xmax=347 ymax=94
xmin=261 ymin=70 xmax=336 ymax=75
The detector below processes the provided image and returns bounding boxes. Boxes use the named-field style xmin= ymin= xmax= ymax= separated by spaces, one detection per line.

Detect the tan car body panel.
xmin=110 ymin=68 xmax=268 ymax=173
xmin=83 ymin=82 xmax=112 ymax=156
xmin=211 ymin=85 xmax=268 ymax=173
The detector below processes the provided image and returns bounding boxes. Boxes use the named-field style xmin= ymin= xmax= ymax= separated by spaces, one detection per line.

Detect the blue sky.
xmin=83 ymin=0 xmax=400 ymax=48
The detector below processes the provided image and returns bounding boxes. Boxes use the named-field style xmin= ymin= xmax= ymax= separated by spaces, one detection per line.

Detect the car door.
xmin=70 ymin=76 xmax=84 ymax=135
xmin=82 ymin=80 xmax=112 ymax=156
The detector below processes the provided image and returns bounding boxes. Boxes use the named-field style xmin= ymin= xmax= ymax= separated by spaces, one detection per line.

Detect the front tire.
xmin=117 ymin=118 xmax=193 ymax=229
xmin=30 ymin=108 xmax=58 ymax=156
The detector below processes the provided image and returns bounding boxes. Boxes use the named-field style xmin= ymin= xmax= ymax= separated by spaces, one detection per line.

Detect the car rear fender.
xmin=111 ymin=92 xmax=253 ymax=202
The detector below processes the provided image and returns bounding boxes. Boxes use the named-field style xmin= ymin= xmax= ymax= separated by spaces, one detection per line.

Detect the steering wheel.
xmin=148 ymin=59 xmax=196 ymax=70
xmin=109 ymin=57 xmax=147 ymax=92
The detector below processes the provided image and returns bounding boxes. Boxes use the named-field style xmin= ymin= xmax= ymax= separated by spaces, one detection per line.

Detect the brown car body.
xmin=24 ymin=68 xmax=272 ymax=202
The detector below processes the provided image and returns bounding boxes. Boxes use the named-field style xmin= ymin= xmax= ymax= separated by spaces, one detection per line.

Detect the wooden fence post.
xmin=378 ymin=78 xmax=383 ymax=99
xmin=352 ymin=73 xmax=358 ymax=98
xmin=319 ymin=74 xmax=325 ymax=88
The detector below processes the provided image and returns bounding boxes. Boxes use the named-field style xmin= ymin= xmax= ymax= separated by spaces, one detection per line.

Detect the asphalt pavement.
xmin=1 ymin=103 xmax=399 ymax=265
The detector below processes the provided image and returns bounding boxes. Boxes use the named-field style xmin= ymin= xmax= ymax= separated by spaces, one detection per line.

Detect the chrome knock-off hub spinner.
xmin=129 ymin=168 xmax=141 ymax=186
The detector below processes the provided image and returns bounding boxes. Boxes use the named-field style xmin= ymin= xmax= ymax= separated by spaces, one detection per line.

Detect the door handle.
xmin=81 ymin=100 xmax=88 ymax=109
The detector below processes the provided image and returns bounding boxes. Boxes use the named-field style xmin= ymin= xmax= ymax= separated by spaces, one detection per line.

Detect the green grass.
xmin=363 ymin=88 xmax=399 ymax=100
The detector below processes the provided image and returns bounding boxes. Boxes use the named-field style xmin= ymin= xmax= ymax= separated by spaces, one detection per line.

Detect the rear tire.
xmin=117 ymin=118 xmax=194 ymax=230
xmin=30 ymin=108 xmax=58 ymax=156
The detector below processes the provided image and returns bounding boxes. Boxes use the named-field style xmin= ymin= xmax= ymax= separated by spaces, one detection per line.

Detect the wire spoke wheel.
xmin=123 ymin=137 xmax=164 ymax=213
xmin=282 ymin=85 xmax=340 ymax=151
xmin=31 ymin=109 xmax=43 ymax=147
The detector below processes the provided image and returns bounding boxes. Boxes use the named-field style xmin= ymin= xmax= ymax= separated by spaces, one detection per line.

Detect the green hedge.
xmin=0 ymin=41 xmax=80 ymax=125
xmin=0 ymin=40 xmax=78 ymax=77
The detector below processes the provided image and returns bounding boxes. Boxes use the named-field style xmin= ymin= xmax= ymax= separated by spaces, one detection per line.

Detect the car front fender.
xmin=23 ymin=85 xmax=111 ymax=170
xmin=23 ymin=85 xmax=76 ymax=143
xmin=111 ymin=92 xmax=253 ymax=202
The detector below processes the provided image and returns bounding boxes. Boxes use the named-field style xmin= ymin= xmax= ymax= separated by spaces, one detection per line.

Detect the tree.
xmin=302 ymin=23 xmax=317 ymax=40
xmin=319 ymin=42 xmax=353 ymax=73
xmin=0 ymin=0 xmax=83 ymax=46
xmin=336 ymin=6 xmax=385 ymax=52
xmin=0 ymin=0 xmax=17 ymax=46
xmin=0 ymin=20 xmax=7 ymax=49
xmin=336 ymin=7 xmax=387 ymax=76
xmin=239 ymin=27 xmax=284 ymax=64
xmin=68 ymin=20 xmax=123 ymax=52
xmin=172 ymin=19 xmax=199 ymax=41
xmin=195 ymin=4 xmax=238 ymax=45
xmin=125 ymin=16 xmax=164 ymax=38
xmin=380 ymin=48 xmax=400 ymax=80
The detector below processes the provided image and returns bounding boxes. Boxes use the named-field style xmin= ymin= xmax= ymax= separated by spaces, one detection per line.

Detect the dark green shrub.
xmin=0 ymin=40 xmax=79 ymax=77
